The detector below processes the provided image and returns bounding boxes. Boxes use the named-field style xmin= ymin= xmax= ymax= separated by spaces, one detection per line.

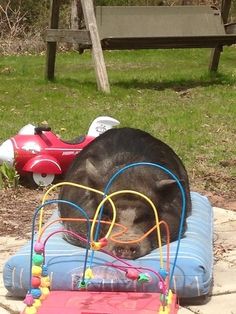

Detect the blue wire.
xmin=91 ymin=162 xmax=186 ymax=286
xmin=28 ymin=199 xmax=90 ymax=293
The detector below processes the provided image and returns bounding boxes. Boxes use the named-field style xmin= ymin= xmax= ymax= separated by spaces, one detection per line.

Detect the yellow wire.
xmin=90 ymin=189 xmax=163 ymax=268
xmin=39 ymin=181 xmax=115 ymax=233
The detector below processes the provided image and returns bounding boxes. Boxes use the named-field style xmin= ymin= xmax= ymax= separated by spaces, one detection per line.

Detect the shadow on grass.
xmin=112 ymin=72 xmax=235 ymax=91
xmin=48 ymin=72 xmax=235 ymax=92
xmin=47 ymin=77 xmax=97 ymax=90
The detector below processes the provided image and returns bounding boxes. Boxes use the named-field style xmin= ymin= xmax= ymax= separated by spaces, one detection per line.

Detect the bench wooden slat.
xmin=44 ymin=30 xmax=236 ymax=49
xmin=45 ymin=29 xmax=91 ymax=44
xmin=95 ymin=6 xmax=227 ymax=39
xmin=100 ymin=34 xmax=236 ymax=50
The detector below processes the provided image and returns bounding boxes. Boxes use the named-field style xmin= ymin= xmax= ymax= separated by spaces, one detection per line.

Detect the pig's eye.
xmin=101 ymin=208 xmax=113 ymax=220
xmin=134 ymin=214 xmax=148 ymax=224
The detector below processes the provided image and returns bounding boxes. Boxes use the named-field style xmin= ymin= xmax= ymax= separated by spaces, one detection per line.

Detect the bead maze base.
xmin=31 ymin=291 xmax=178 ymax=314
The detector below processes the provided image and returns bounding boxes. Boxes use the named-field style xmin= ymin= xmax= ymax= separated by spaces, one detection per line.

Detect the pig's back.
xmin=67 ymin=127 xmax=188 ymax=181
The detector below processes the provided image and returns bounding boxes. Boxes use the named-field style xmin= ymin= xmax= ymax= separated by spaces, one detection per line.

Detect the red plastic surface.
xmin=32 ymin=291 xmax=179 ymax=314
xmin=12 ymin=132 xmax=95 ymax=176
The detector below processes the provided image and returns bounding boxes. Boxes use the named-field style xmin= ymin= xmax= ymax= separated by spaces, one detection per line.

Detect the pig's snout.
xmin=108 ymin=233 xmax=153 ymax=259
xmin=112 ymin=244 xmax=141 ymax=259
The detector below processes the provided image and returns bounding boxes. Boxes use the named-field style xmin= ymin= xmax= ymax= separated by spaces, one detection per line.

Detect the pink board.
xmin=33 ymin=291 xmax=179 ymax=314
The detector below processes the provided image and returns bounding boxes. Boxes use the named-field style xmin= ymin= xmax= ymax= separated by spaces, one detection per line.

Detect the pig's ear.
xmin=86 ymin=159 xmax=100 ymax=180
xmin=155 ymin=179 xmax=177 ymax=191
xmin=156 ymin=179 xmax=185 ymax=191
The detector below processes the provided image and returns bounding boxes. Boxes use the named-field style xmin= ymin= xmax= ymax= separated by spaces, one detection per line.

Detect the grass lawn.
xmin=0 ymin=47 xmax=235 ymax=200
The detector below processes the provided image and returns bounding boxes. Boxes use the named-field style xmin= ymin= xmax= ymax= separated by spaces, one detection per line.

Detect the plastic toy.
xmin=0 ymin=116 xmax=119 ymax=186
xmin=21 ymin=162 xmax=186 ymax=314
xmin=33 ymin=291 xmax=178 ymax=313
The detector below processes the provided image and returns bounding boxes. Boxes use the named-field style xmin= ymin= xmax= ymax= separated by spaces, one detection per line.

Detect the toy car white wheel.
xmin=32 ymin=172 xmax=55 ymax=187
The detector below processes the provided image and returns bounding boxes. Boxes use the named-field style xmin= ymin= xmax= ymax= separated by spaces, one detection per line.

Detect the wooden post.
xmin=81 ymin=0 xmax=110 ymax=93
xmin=71 ymin=0 xmax=79 ymax=30
xmin=45 ymin=0 xmax=60 ymax=80
xmin=71 ymin=0 xmax=79 ymax=50
xmin=209 ymin=0 xmax=232 ymax=71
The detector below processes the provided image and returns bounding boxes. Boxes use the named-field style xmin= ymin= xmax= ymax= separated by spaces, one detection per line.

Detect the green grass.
xmin=0 ymin=47 xmax=235 ymax=197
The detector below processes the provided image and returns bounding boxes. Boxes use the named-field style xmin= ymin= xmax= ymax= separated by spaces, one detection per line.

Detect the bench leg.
xmin=45 ymin=0 xmax=60 ymax=80
xmin=208 ymin=0 xmax=232 ymax=72
xmin=46 ymin=42 xmax=57 ymax=80
xmin=208 ymin=46 xmax=223 ymax=72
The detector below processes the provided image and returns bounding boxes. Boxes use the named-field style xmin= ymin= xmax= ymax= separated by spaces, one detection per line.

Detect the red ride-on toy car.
xmin=0 ymin=116 xmax=120 ymax=187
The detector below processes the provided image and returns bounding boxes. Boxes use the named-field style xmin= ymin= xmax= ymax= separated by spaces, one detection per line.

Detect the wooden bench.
xmin=45 ymin=0 xmax=236 ymax=92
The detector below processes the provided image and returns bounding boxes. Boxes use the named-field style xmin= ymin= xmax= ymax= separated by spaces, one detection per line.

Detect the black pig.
xmin=59 ymin=127 xmax=192 ymax=259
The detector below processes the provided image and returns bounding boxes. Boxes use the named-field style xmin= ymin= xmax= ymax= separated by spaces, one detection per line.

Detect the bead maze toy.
xmin=21 ymin=162 xmax=188 ymax=314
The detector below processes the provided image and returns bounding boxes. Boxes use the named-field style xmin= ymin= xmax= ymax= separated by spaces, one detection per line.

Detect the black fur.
xmin=59 ymin=128 xmax=192 ymax=259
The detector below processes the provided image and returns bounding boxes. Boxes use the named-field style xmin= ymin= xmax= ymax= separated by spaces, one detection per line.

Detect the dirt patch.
xmin=0 ymin=180 xmax=235 ymax=238
xmin=0 ymin=185 xmax=57 ymax=238
xmin=192 ymin=176 xmax=236 ymax=210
